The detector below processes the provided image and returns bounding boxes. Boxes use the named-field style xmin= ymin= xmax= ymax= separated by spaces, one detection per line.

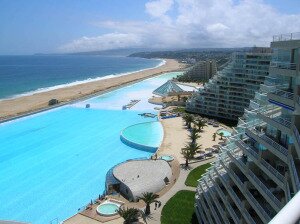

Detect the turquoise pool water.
xmin=97 ymin=202 xmax=120 ymax=216
xmin=159 ymin=155 xmax=174 ymax=162
xmin=0 ymin=72 xmax=181 ymax=223
xmin=217 ymin=129 xmax=232 ymax=137
xmin=121 ymin=122 xmax=163 ymax=149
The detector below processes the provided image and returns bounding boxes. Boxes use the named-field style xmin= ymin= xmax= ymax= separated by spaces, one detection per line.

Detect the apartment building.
xmin=186 ymin=48 xmax=272 ymax=121
xmin=195 ymin=32 xmax=300 ymax=224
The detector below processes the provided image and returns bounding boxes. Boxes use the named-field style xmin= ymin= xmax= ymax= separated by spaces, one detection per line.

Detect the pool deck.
xmin=63 ymin=110 xmax=232 ymax=224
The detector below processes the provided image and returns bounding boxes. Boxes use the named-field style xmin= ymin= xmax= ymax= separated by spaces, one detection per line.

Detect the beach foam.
xmin=0 ymin=59 xmax=166 ymax=101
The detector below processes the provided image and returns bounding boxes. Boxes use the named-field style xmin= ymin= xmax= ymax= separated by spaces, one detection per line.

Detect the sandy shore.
xmin=0 ymin=59 xmax=185 ymax=121
xmin=158 ymin=116 xmax=230 ymax=164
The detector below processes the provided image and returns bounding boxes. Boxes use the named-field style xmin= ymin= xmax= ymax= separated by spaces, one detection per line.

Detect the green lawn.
xmin=185 ymin=163 xmax=212 ymax=187
xmin=161 ymin=190 xmax=198 ymax=224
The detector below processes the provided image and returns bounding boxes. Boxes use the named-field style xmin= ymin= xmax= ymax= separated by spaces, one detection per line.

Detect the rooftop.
xmin=153 ymin=80 xmax=184 ymax=97
xmin=113 ymin=159 xmax=172 ymax=200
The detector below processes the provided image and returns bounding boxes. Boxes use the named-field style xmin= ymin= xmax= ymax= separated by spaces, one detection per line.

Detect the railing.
xmin=214 ymin=179 xmax=240 ymax=224
xmin=270 ymin=89 xmax=294 ymax=100
xmin=244 ymin=189 xmax=272 ymax=222
xmin=293 ymin=124 xmax=300 ymax=148
xmin=273 ymin=32 xmax=300 ymax=42
xmin=248 ymin=169 xmax=283 ymax=210
xmin=288 ymin=154 xmax=300 ymax=191
xmin=246 ymin=128 xmax=289 ymax=157
xmin=203 ymin=191 xmax=222 ymax=224
xmin=270 ymin=61 xmax=297 ymax=70
xmin=273 ymin=116 xmax=292 ymax=128
xmin=220 ymin=172 xmax=256 ymax=224
xmin=237 ymin=140 xmax=285 ymax=183
xmin=261 ymin=133 xmax=289 ymax=156
xmin=201 ymin=193 xmax=216 ymax=224
xmin=210 ymin=186 xmax=230 ymax=224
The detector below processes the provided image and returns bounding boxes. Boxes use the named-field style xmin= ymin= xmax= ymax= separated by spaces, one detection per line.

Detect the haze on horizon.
xmin=0 ymin=0 xmax=300 ymax=55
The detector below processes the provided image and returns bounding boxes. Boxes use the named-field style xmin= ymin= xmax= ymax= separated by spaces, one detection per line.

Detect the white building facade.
xmin=195 ymin=33 xmax=300 ymax=223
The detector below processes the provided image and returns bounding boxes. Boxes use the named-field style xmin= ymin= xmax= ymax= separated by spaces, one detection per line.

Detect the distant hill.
xmin=34 ymin=48 xmax=155 ymax=57
xmin=128 ymin=48 xmax=251 ymax=60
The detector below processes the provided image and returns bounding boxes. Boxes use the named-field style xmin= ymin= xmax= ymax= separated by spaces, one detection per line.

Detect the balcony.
xmin=257 ymin=112 xmax=291 ymax=134
xmin=203 ymin=191 xmax=223 ymax=224
xmin=245 ymin=128 xmax=289 ymax=162
xmin=287 ymin=154 xmax=300 ymax=192
xmin=219 ymin=161 xmax=257 ymax=224
xmin=226 ymin=148 xmax=284 ymax=212
xmin=195 ymin=194 xmax=210 ymax=224
xmin=210 ymin=188 xmax=231 ymax=224
xmin=236 ymin=140 xmax=286 ymax=187
xmin=268 ymin=89 xmax=295 ymax=111
xmin=269 ymin=62 xmax=298 ymax=77
xmin=292 ymin=125 xmax=300 ymax=158
xmin=213 ymin=176 xmax=241 ymax=224
xmin=244 ymin=188 xmax=272 ymax=223
xmin=247 ymin=169 xmax=283 ymax=212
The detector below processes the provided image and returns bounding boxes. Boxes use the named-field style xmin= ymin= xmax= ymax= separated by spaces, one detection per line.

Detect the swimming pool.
xmin=121 ymin=121 xmax=163 ymax=152
xmin=0 ymin=72 xmax=182 ymax=223
xmin=217 ymin=129 xmax=232 ymax=137
xmin=96 ymin=201 xmax=121 ymax=216
xmin=159 ymin=155 xmax=174 ymax=162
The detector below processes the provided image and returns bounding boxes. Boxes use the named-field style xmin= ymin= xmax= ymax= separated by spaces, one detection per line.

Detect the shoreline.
xmin=0 ymin=59 xmax=185 ymax=122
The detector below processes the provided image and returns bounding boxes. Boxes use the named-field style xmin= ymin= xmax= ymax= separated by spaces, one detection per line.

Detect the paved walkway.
xmin=147 ymin=158 xmax=215 ymax=224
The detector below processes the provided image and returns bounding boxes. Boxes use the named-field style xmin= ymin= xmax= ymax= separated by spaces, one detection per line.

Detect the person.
xmin=158 ymin=201 xmax=162 ymax=208
xmin=154 ymin=202 xmax=157 ymax=210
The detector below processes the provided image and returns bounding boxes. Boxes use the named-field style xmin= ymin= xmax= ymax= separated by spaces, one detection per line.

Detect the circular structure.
xmin=113 ymin=159 xmax=172 ymax=202
xmin=159 ymin=155 xmax=174 ymax=162
xmin=120 ymin=121 xmax=163 ymax=152
xmin=96 ymin=201 xmax=121 ymax=216
xmin=217 ymin=129 xmax=232 ymax=137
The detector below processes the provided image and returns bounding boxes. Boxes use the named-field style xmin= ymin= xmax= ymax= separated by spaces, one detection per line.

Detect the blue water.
xmin=0 ymin=72 xmax=179 ymax=223
xmin=217 ymin=129 xmax=232 ymax=137
xmin=0 ymin=55 xmax=161 ymax=99
xmin=121 ymin=122 xmax=163 ymax=148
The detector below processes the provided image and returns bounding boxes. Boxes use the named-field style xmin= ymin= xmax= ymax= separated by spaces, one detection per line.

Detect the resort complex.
xmin=186 ymin=47 xmax=272 ymax=121
xmin=195 ymin=32 xmax=300 ymax=224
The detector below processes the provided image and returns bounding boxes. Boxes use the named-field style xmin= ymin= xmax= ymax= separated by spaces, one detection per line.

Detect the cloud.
xmin=59 ymin=33 xmax=142 ymax=52
xmin=145 ymin=0 xmax=174 ymax=18
xmin=59 ymin=0 xmax=300 ymax=52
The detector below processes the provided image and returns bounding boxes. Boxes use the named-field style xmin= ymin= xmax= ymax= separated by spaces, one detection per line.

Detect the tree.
xmin=219 ymin=132 xmax=224 ymax=140
xmin=182 ymin=114 xmax=194 ymax=129
xmin=118 ymin=207 xmax=147 ymax=224
xmin=212 ymin=133 xmax=217 ymax=141
xmin=189 ymin=128 xmax=199 ymax=144
xmin=138 ymin=192 xmax=160 ymax=215
xmin=193 ymin=118 xmax=207 ymax=132
xmin=181 ymin=141 xmax=200 ymax=167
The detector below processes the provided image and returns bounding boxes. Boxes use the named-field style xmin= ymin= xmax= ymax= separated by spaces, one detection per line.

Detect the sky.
xmin=0 ymin=0 xmax=299 ymax=55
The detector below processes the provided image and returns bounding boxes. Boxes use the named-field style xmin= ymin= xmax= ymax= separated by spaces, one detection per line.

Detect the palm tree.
xmin=193 ymin=118 xmax=207 ymax=132
xmin=183 ymin=114 xmax=194 ymax=129
xmin=219 ymin=132 xmax=224 ymax=140
xmin=181 ymin=141 xmax=200 ymax=167
xmin=118 ymin=207 xmax=147 ymax=224
xmin=189 ymin=128 xmax=199 ymax=144
xmin=139 ymin=192 xmax=160 ymax=215
xmin=212 ymin=133 xmax=217 ymax=141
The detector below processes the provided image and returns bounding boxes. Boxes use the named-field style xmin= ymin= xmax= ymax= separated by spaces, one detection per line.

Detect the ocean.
xmin=0 ymin=55 xmax=162 ymax=100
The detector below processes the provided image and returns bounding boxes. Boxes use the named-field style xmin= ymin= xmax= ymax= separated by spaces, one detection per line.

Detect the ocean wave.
xmin=0 ymin=59 xmax=166 ymax=101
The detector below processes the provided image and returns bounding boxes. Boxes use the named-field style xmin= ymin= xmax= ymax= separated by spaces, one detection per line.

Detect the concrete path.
xmin=147 ymin=158 xmax=215 ymax=224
